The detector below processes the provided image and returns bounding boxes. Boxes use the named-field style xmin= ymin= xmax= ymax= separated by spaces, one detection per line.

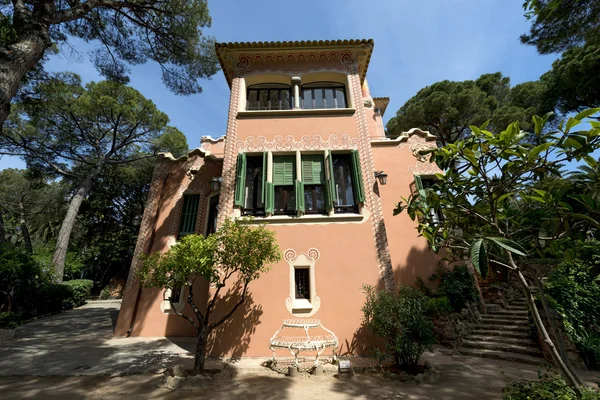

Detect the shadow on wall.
xmin=206 ymin=283 xmax=263 ymax=360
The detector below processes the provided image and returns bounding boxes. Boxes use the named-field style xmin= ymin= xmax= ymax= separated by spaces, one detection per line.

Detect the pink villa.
xmin=115 ymin=39 xmax=442 ymax=358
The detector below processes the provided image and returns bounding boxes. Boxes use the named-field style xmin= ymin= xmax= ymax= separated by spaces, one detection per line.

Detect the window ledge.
xmin=238 ymin=212 xmax=366 ymax=225
xmin=237 ymin=108 xmax=356 ymax=118
xmin=292 ymin=299 xmax=313 ymax=311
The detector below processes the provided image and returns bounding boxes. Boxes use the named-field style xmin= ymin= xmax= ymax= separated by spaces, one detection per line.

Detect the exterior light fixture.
xmin=210 ymin=177 xmax=222 ymax=192
xmin=374 ymin=171 xmax=388 ymax=186
xmin=132 ymin=215 xmax=142 ymax=227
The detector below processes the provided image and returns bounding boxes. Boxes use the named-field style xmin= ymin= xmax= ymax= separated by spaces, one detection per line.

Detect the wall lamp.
xmin=374 ymin=171 xmax=388 ymax=186
xmin=210 ymin=177 xmax=222 ymax=192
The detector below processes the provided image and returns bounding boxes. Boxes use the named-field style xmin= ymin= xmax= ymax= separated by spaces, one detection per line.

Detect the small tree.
xmin=395 ymin=108 xmax=600 ymax=392
xmin=362 ymin=284 xmax=435 ymax=372
xmin=137 ymin=218 xmax=281 ymax=375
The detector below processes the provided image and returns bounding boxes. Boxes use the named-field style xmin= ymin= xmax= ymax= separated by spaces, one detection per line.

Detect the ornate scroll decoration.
xmin=235 ymin=134 xmax=360 ymax=152
xmin=234 ymin=50 xmax=354 ymax=76
xmin=216 ymin=77 xmax=242 ymax=227
xmin=124 ymin=162 xmax=171 ymax=291
xmin=407 ymin=135 xmax=442 ymax=176
xmin=283 ymin=248 xmax=320 ymax=263
xmin=348 ymin=72 xmax=396 ymax=292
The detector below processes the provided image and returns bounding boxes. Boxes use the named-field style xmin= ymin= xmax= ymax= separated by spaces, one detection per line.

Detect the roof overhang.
xmin=215 ymin=39 xmax=374 ymax=88
xmin=373 ymin=97 xmax=390 ymax=117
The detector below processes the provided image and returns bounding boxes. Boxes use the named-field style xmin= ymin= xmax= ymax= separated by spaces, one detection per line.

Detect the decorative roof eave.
xmin=200 ymin=135 xmax=226 ymax=145
xmin=373 ymin=97 xmax=390 ymax=117
xmin=215 ymin=39 xmax=374 ymax=88
xmin=156 ymin=147 xmax=223 ymax=164
xmin=370 ymin=128 xmax=437 ymax=146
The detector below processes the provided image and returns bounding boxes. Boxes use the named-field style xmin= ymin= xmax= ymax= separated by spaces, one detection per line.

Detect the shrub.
xmin=0 ymin=312 xmax=21 ymax=329
xmin=62 ymin=279 xmax=93 ymax=308
xmin=99 ymin=278 xmax=125 ymax=300
xmin=432 ymin=265 xmax=478 ymax=312
xmin=426 ymin=296 xmax=453 ymax=315
xmin=362 ymin=284 xmax=435 ymax=371
xmin=579 ymin=333 xmax=600 ymax=370
xmin=502 ymin=373 xmax=600 ymax=400
xmin=0 ymin=244 xmax=45 ymax=313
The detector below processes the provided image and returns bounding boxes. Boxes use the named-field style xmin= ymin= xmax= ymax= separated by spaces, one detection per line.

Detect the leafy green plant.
xmin=503 ymin=372 xmax=600 ymax=400
xmin=579 ymin=333 xmax=600 ymax=371
xmin=0 ymin=244 xmax=43 ymax=312
xmin=432 ymin=265 xmax=478 ymax=312
xmin=0 ymin=312 xmax=21 ymax=329
xmin=362 ymin=284 xmax=435 ymax=371
xmin=61 ymin=279 xmax=93 ymax=309
xmin=426 ymin=296 xmax=453 ymax=315
xmin=138 ymin=218 xmax=281 ymax=375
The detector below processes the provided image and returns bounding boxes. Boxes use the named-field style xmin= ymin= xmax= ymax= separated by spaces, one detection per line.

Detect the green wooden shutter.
xmin=414 ymin=175 xmax=427 ymax=201
xmin=178 ymin=194 xmax=200 ymax=237
xmin=265 ymin=182 xmax=274 ymax=214
xmin=350 ymin=150 xmax=365 ymax=203
xmin=260 ymin=152 xmax=267 ymax=205
xmin=234 ymin=153 xmax=247 ymax=207
xmin=295 ymin=180 xmax=304 ymax=213
xmin=324 ymin=178 xmax=334 ymax=212
xmin=301 ymin=155 xmax=324 ymax=184
xmin=273 ymin=155 xmax=295 ymax=185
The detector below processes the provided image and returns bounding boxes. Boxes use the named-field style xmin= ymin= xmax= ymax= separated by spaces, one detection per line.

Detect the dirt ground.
xmin=1 ymin=357 xmax=599 ymax=400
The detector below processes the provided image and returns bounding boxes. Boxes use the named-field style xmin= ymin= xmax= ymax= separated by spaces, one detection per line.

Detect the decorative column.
xmin=216 ymin=75 xmax=243 ymax=227
xmin=292 ymin=76 xmax=301 ymax=109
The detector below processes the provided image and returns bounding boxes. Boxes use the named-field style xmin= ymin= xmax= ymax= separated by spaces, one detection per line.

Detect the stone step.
xmin=475 ymin=323 xmax=530 ymax=332
xmin=471 ymin=329 xmax=531 ymax=339
xmin=488 ymin=310 xmax=529 ymax=317
xmin=456 ymin=347 xmax=545 ymax=365
xmin=462 ymin=340 xmax=542 ymax=357
xmin=480 ymin=317 xmax=529 ymax=325
xmin=466 ymin=335 xmax=537 ymax=346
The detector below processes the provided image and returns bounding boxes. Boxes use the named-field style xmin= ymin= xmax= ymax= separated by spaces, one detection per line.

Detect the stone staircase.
xmin=457 ymin=299 xmax=545 ymax=365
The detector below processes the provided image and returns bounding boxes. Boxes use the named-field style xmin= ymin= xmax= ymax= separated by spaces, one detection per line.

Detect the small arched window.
xmin=247 ymin=83 xmax=292 ymax=111
xmin=301 ymin=82 xmax=347 ymax=109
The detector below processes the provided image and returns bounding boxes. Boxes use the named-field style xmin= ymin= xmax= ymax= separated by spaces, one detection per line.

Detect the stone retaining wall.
xmin=0 ymin=329 xmax=15 ymax=343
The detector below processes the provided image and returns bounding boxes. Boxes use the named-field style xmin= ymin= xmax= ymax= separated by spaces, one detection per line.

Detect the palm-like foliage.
xmin=570 ymin=160 xmax=600 ymax=200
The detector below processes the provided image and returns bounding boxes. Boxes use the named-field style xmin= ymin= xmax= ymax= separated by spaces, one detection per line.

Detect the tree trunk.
xmin=52 ymin=165 xmax=103 ymax=281
xmin=0 ymin=209 xmax=6 ymax=244
xmin=193 ymin=328 xmax=208 ymax=375
xmin=515 ymin=268 xmax=584 ymax=391
xmin=0 ymin=28 xmax=52 ymax=128
xmin=19 ymin=201 xmax=32 ymax=253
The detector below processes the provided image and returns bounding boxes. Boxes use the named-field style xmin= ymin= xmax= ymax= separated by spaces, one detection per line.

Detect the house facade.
xmin=114 ymin=39 xmax=442 ymax=357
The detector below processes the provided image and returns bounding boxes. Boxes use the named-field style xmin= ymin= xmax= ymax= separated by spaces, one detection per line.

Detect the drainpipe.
xmin=126 ymin=171 xmax=171 ymax=337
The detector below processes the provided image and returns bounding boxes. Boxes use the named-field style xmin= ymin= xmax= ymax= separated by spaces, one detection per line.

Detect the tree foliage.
xmin=521 ymin=0 xmax=600 ymax=54
xmin=0 ymin=0 xmax=219 ymax=127
xmin=386 ymin=73 xmax=550 ymax=146
xmin=138 ymin=218 xmax=281 ymax=375
xmin=542 ymin=44 xmax=600 ymax=114
xmin=395 ymin=109 xmax=600 ymax=390
xmin=1 ymin=75 xmax=187 ymax=279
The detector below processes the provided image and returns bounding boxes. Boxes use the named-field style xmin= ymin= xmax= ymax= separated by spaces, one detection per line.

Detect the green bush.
xmin=0 ymin=244 xmax=45 ymax=312
xmin=426 ymin=296 xmax=453 ymax=315
xmin=62 ymin=279 xmax=93 ymax=308
xmin=0 ymin=312 xmax=21 ymax=329
xmin=502 ymin=373 xmax=600 ymax=400
xmin=432 ymin=265 xmax=478 ymax=312
xmin=362 ymin=284 xmax=435 ymax=371
xmin=579 ymin=333 xmax=600 ymax=370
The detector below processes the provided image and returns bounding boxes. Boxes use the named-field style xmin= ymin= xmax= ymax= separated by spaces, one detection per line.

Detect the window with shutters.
xmin=242 ymin=155 xmax=266 ymax=216
xmin=178 ymin=194 xmax=200 ymax=238
xmin=273 ymin=155 xmax=296 ymax=215
xmin=301 ymin=154 xmax=326 ymax=214
xmin=330 ymin=152 xmax=362 ymax=213
xmin=233 ymin=150 xmax=365 ymax=219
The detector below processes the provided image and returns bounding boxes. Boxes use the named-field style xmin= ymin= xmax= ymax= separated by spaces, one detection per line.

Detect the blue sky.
xmin=0 ymin=0 xmax=558 ymax=171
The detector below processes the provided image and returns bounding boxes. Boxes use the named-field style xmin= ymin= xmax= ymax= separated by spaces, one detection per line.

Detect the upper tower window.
xmin=247 ymin=83 xmax=292 ymax=111
xmin=301 ymin=82 xmax=347 ymax=109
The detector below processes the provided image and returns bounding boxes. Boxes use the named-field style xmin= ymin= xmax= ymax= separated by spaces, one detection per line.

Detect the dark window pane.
xmin=332 ymin=154 xmax=356 ymax=209
xmin=325 ymin=88 xmax=335 ymax=108
xmin=205 ymin=195 xmax=219 ymax=236
xmin=334 ymin=88 xmax=347 ymax=108
xmin=304 ymin=185 xmax=325 ymax=213
xmin=247 ymin=90 xmax=258 ymax=110
xmin=258 ymin=90 xmax=269 ymax=110
xmin=281 ymin=90 xmax=291 ymax=110
xmin=301 ymin=82 xmax=347 ymax=109
xmin=314 ymin=88 xmax=324 ymax=109
xmin=295 ymin=268 xmax=310 ymax=299
xmin=274 ymin=185 xmax=295 ymax=214
xmin=243 ymin=156 xmax=264 ymax=215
